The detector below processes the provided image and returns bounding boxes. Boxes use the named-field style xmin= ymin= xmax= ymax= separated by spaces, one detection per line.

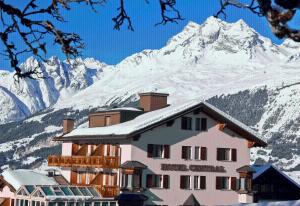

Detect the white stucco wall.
xmin=130 ymin=112 xmax=250 ymax=206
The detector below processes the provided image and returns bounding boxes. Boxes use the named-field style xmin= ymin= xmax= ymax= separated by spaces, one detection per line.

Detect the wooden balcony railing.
xmin=95 ymin=185 xmax=120 ymax=198
xmin=48 ymin=155 xmax=120 ymax=168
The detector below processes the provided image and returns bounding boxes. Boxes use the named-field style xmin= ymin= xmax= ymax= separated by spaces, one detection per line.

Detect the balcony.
xmin=95 ymin=185 xmax=120 ymax=198
xmin=48 ymin=155 xmax=120 ymax=169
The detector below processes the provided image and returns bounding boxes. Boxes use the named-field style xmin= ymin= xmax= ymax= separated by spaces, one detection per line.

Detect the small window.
xmin=201 ymin=118 xmax=207 ymax=131
xmin=49 ymin=203 xmax=56 ymax=206
xmin=147 ymin=144 xmax=170 ymax=158
xmin=79 ymin=187 xmax=92 ymax=196
xmin=217 ymin=148 xmax=231 ymax=161
xmin=67 ymin=203 xmax=75 ymax=206
xmin=146 ymin=174 xmax=169 ymax=189
xmin=52 ymin=186 xmax=64 ymax=196
xmin=194 ymin=176 xmax=206 ymax=189
xmin=61 ymin=187 xmax=73 ymax=196
xmin=70 ymin=187 xmax=82 ymax=196
xmin=102 ymin=202 xmax=109 ymax=206
xmin=216 ymin=177 xmax=230 ymax=190
xmin=194 ymin=176 xmax=200 ymax=189
xmin=94 ymin=203 xmax=100 ymax=206
xmin=57 ymin=202 xmax=65 ymax=206
xmin=25 ymin=185 xmax=35 ymax=194
xmin=180 ymin=175 xmax=191 ymax=189
xmin=41 ymin=187 xmax=54 ymax=196
xmin=195 ymin=118 xmax=201 ymax=131
xmin=182 ymin=146 xmax=192 ymax=160
xmin=87 ymin=187 xmax=100 ymax=197
xmin=181 ymin=117 xmax=192 ymax=130
xmin=195 ymin=146 xmax=200 ymax=160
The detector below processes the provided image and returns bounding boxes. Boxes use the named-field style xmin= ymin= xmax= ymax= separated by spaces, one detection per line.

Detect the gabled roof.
xmin=1 ymin=169 xmax=58 ymax=190
xmin=181 ymin=194 xmax=201 ymax=206
xmin=56 ymin=100 xmax=266 ymax=147
xmin=252 ymin=164 xmax=300 ymax=189
xmin=120 ymin=161 xmax=147 ymax=169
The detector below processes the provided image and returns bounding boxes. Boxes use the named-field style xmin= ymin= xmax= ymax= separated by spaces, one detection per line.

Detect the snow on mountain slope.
xmin=56 ymin=17 xmax=300 ymax=111
xmin=0 ymin=57 xmax=107 ymax=124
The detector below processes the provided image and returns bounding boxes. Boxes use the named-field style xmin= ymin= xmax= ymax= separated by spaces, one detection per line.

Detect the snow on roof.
xmin=64 ymin=99 xmax=202 ymax=137
xmin=107 ymin=107 xmax=142 ymax=112
xmin=2 ymin=169 xmax=58 ymax=190
xmin=63 ymin=100 xmax=265 ymax=145
xmin=252 ymin=164 xmax=300 ymax=189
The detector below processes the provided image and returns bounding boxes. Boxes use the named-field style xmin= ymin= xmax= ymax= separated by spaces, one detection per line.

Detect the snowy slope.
xmin=0 ymin=57 xmax=107 ymax=124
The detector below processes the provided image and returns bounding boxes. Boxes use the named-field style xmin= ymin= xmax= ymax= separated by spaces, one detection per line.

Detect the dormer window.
xmin=195 ymin=118 xmax=207 ymax=131
xmin=181 ymin=117 xmax=192 ymax=130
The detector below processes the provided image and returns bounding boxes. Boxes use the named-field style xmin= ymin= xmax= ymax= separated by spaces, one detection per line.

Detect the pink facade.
xmin=128 ymin=112 xmax=251 ymax=206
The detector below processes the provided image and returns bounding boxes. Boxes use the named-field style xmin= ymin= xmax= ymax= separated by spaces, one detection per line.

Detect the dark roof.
xmin=0 ymin=175 xmax=15 ymax=192
xmin=252 ymin=164 xmax=300 ymax=189
xmin=236 ymin=165 xmax=256 ymax=173
xmin=181 ymin=194 xmax=201 ymax=206
xmin=120 ymin=161 xmax=147 ymax=169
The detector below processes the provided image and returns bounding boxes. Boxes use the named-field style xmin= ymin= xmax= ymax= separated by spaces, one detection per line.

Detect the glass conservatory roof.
xmin=21 ymin=185 xmax=101 ymax=200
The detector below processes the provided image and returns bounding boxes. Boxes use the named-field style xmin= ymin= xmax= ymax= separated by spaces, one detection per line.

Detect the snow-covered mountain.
xmin=0 ymin=17 xmax=300 ymax=181
xmin=0 ymin=57 xmax=106 ymax=124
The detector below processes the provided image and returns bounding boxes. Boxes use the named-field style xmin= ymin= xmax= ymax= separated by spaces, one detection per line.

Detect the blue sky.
xmin=0 ymin=0 xmax=283 ymax=71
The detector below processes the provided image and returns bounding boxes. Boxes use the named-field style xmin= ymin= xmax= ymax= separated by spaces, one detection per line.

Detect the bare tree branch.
xmin=215 ymin=0 xmax=300 ymax=42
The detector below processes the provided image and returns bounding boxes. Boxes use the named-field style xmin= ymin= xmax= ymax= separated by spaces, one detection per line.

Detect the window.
xmin=181 ymin=117 xmax=192 ymax=130
xmin=217 ymin=148 xmax=237 ymax=161
xmin=195 ymin=118 xmax=207 ymax=131
xmin=41 ymin=187 xmax=54 ymax=196
xmin=194 ymin=147 xmax=207 ymax=160
xmin=146 ymin=174 xmax=169 ymax=189
xmin=147 ymin=144 xmax=170 ymax=158
xmin=182 ymin=146 xmax=192 ymax=160
xmin=194 ymin=176 xmax=206 ymax=189
xmin=216 ymin=177 xmax=230 ymax=190
xmin=201 ymin=118 xmax=207 ymax=131
xmin=180 ymin=175 xmax=191 ymax=189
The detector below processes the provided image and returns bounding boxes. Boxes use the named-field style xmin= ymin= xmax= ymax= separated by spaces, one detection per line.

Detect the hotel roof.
xmin=57 ymin=100 xmax=267 ymax=147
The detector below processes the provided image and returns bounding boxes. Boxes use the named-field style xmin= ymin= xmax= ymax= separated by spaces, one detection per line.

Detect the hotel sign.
xmin=161 ymin=164 xmax=226 ymax=173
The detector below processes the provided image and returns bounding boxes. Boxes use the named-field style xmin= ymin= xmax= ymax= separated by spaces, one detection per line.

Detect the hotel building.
xmin=47 ymin=92 xmax=267 ymax=206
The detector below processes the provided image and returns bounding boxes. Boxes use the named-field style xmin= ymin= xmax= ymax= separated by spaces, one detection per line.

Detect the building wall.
xmin=0 ymin=185 xmax=14 ymax=199
xmin=130 ymin=112 xmax=250 ymax=206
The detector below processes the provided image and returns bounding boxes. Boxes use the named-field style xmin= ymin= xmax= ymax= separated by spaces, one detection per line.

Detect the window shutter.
xmin=231 ymin=149 xmax=237 ymax=161
xmin=216 ymin=177 xmax=221 ymax=190
xmin=115 ymin=146 xmax=119 ymax=157
xmin=164 ymin=145 xmax=170 ymax=159
xmin=180 ymin=176 xmax=185 ymax=189
xmin=106 ymin=145 xmax=110 ymax=156
xmin=163 ymin=175 xmax=169 ymax=189
xmin=147 ymin=144 xmax=153 ymax=158
xmin=231 ymin=177 xmax=237 ymax=191
xmin=201 ymin=147 xmax=207 ymax=160
xmin=146 ymin=174 xmax=153 ymax=188
xmin=182 ymin=146 xmax=187 ymax=159
xmin=200 ymin=176 xmax=206 ymax=189
xmin=216 ymin=148 xmax=221 ymax=161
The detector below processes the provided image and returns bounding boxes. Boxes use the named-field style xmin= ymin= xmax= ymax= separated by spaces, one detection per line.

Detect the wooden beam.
xmin=218 ymin=123 xmax=226 ymax=131
xmin=248 ymin=141 xmax=256 ymax=148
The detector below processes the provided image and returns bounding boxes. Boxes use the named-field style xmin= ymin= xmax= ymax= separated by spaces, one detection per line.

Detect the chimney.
xmin=139 ymin=92 xmax=169 ymax=112
xmin=63 ymin=119 xmax=74 ymax=134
